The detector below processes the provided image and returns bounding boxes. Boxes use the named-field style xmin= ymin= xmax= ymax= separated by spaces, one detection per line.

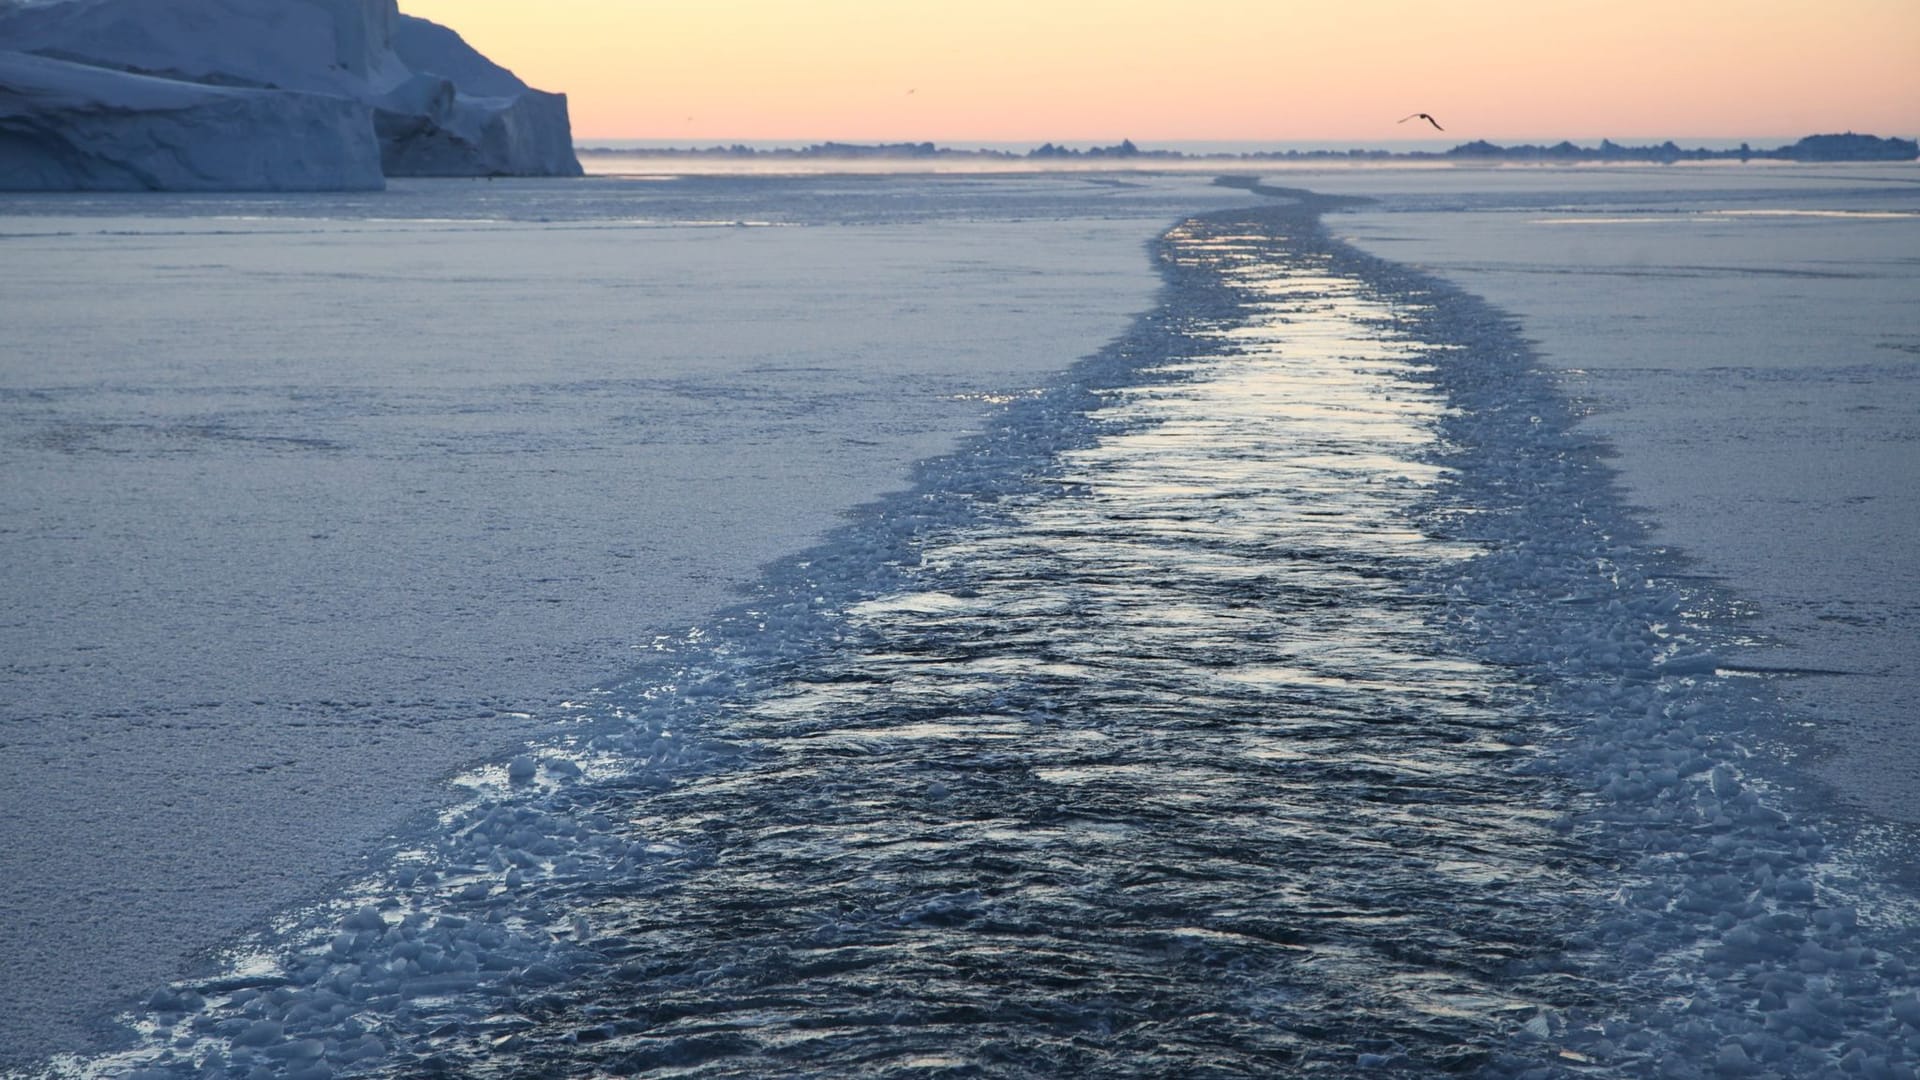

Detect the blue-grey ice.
xmin=0 ymin=0 xmax=579 ymax=188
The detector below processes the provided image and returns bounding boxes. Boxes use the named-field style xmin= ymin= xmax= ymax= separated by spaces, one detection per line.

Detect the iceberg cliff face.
xmin=0 ymin=0 xmax=406 ymax=93
xmin=0 ymin=0 xmax=582 ymax=190
xmin=376 ymin=14 xmax=581 ymax=178
xmin=0 ymin=49 xmax=385 ymax=190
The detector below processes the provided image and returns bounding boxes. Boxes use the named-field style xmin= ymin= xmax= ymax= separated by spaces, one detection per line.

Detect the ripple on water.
xmin=358 ymin=212 xmax=1593 ymax=1076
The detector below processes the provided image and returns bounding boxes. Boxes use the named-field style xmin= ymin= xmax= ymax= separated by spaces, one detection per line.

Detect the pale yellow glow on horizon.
xmin=400 ymin=0 xmax=1919 ymax=144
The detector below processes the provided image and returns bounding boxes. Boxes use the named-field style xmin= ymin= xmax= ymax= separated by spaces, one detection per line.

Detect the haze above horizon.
xmin=399 ymin=0 xmax=1917 ymax=145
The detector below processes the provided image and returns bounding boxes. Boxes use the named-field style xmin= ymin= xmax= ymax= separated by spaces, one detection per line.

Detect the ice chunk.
xmin=341 ymin=905 xmax=387 ymax=932
xmin=1710 ymin=765 xmax=1742 ymax=799
xmin=1658 ymin=651 xmax=1720 ymax=677
xmin=232 ymin=1018 xmax=284 ymax=1047
xmin=1715 ymin=1041 xmax=1755 ymax=1074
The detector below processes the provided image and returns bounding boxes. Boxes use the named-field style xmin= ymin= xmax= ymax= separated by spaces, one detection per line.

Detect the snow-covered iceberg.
xmin=0 ymin=0 xmax=582 ymax=190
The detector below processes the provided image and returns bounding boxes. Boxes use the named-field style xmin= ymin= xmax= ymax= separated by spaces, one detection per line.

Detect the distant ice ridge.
xmin=0 ymin=0 xmax=582 ymax=190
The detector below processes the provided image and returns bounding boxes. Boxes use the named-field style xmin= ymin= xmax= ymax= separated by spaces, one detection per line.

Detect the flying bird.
xmin=1399 ymin=112 xmax=1444 ymax=131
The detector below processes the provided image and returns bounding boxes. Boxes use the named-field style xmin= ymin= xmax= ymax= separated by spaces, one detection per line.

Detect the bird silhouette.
xmin=1399 ymin=113 xmax=1444 ymax=131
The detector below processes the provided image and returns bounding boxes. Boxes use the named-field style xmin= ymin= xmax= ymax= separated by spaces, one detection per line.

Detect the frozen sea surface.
xmin=0 ymin=172 xmax=1254 ymax=1064
xmin=1313 ymin=163 xmax=1920 ymax=831
xmin=17 ymin=181 xmax=1920 ymax=1079
xmin=3 ymin=166 xmax=1920 ymax=1068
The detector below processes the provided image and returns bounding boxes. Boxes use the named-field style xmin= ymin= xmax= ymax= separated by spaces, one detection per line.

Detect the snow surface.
xmin=0 ymin=0 xmax=581 ymax=188
xmin=1312 ymin=163 xmax=1920 ymax=829
xmin=0 ymin=171 xmax=1253 ymax=1065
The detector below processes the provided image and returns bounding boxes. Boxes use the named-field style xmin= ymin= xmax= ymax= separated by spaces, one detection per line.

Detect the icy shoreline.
xmin=30 ymin=191 xmax=1920 ymax=1078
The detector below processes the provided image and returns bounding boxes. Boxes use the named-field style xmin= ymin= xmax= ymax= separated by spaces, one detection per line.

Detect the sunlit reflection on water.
xmin=410 ymin=213 xmax=1590 ymax=1075
xmin=72 ymin=209 xmax=1602 ymax=1078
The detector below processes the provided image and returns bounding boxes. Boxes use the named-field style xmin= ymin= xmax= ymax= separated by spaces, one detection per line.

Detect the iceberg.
xmin=378 ymin=15 xmax=580 ymax=178
xmin=0 ymin=48 xmax=385 ymax=189
xmin=0 ymin=0 xmax=582 ymax=190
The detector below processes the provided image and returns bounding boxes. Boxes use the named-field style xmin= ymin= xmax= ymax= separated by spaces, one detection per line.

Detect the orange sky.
xmin=401 ymin=0 xmax=1918 ymax=144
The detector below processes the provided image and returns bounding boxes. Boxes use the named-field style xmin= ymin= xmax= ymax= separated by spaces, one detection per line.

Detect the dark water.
xmin=60 ymin=200 xmax=1920 ymax=1080
xmin=420 ymin=210 xmax=1593 ymax=1076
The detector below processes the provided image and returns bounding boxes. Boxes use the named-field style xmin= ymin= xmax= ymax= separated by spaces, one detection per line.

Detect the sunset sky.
xmin=401 ymin=0 xmax=1918 ymax=144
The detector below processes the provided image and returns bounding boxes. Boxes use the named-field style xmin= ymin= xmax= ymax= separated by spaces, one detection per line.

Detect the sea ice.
xmin=0 ymin=171 xmax=1248 ymax=1066
xmin=1319 ymin=163 xmax=1920 ymax=828
xmin=23 ymin=178 xmax=1918 ymax=1078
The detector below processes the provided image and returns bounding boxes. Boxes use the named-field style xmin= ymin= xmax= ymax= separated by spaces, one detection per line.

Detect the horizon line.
xmin=570 ymin=131 xmax=1907 ymax=148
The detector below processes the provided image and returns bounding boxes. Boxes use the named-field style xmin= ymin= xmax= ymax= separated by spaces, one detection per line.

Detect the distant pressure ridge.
xmin=584 ymin=133 xmax=1919 ymax=165
xmin=0 ymin=0 xmax=583 ymax=190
